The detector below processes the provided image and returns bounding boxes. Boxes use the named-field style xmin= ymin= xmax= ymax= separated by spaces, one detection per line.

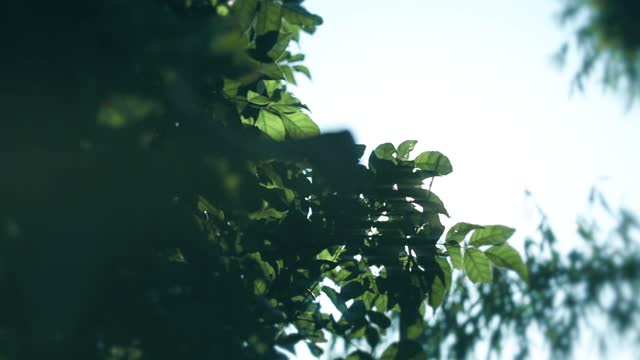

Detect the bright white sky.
xmin=289 ymin=0 xmax=640 ymax=358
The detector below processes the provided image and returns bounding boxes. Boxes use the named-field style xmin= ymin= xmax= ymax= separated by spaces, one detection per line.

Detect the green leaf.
xmin=316 ymin=249 xmax=333 ymax=261
xmin=307 ymin=342 xmax=323 ymax=357
xmin=255 ymin=110 xmax=285 ymax=141
xmin=293 ymin=65 xmax=312 ymax=79
xmin=268 ymin=32 xmax=295 ymax=61
xmin=397 ymin=140 xmax=417 ymax=160
xmin=197 ymin=196 xmax=224 ymax=220
xmin=248 ymin=207 xmax=287 ymax=221
xmin=223 ymin=78 xmax=241 ymax=97
xmin=289 ymin=54 xmax=305 ymax=62
xmin=485 ymin=244 xmax=528 ymax=282
xmin=429 ymin=257 xmax=452 ymax=308
xmin=279 ymin=66 xmax=295 ymax=85
xmin=381 ymin=341 xmax=425 ymax=360
xmin=417 ymin=190 xmax=449 ymax=217
xmin=281 ymin=112 xmax=320 ymax=139
xmin=445 ymin=242 xmax=463 ymax=269
xmin=446 ymin=222 xmax=482 ymax=243
xmin=282 ymin=3 xmax=323 ymax=31
xmin=381 ymin=343 xmax=399 ymax=360
xmin=344 ymin=301 xmax=366 ymax=323
xmin=406 ymin=321 xmax=424 ymax=340
xmin=256 ymin=1 xmax=281 ymax=35
xmin=322 ymin=286 xmax=347 ymax=313
xmin=374 ymin=294 xmax=388 ymax=312
xmin=418 ymin=211 xmax=446 ymax=240
xmin=339 ymin=281 xmax=365 ymax=301
xmin=469 ymin=225 xmax=515 ymax=247
xmin=278 ymin=91 xmax=303 ymax=105
xmin=362 ymin=291 xmax=376 ymax=310
xmin=270 ymin=92 xmax=304 ymax=114
xmin=464 ymin=248 xmax=493 ymax=283
xmin=254 ymin=278 xmax=268 ymax=295
xmin=282 ymin=65 xmax=297 ymax=85
xmin=275 ymin=334 xmax=304 ymax=353
xmin=346 ymin=325 xmax=367 ymax=340
xmin=374 ymin=143 xmax=397 ymax=162
xmin=367 ymin=311 xmax=391 ymax=329
xmin=256 ymin=62 xmax=285 ymax=80
xmin=365 ymin=327 xmax=380 ymax=349
xmin=233 ymin=0 xmax=258 ymax=26
xmin=258 ymin=80 xmax=282 ymax=98
xmin=414 ymin=151 xmax=453 ymax=176
xmin=346 ymin=350 xmax=375 ymax=360
xmin=247 ymin=90 xmax=271 ymax=105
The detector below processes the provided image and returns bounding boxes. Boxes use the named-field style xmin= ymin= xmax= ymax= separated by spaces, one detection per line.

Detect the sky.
xmin=287 ymin=0 xmax=640 ymax=358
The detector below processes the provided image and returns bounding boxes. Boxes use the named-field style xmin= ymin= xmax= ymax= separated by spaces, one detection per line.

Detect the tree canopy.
xmin=1 ymin=1 xmax=639 ymax=359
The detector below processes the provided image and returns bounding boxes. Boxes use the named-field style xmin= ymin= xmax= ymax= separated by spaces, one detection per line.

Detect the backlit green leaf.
xmin=381 ymin=343 xmax=399 ymax=360
xmin=374 ymin=294 xmax=388 ymax=312
xmin=445 ymin=242 xmax=463 ymax=269
xmin=216 ymin=4 xmax=229 ymax=16
xmin=469 ymin=225 xmax=515 ymax=247
xmin=293 ymin=65 xmax=312 ymax=79
xmin=256 ymin=62 xmax=285 ymax=80
xmin=256 ymin=1 xmax=281 ymax=35
xmin=268 ymin=32 xmax=295 ymax=61
xmin=247 ymin=90 xmax=271 ymax=105
xmin=464 ymin=248 xmax=493 ymax=283
xmin=223 ymin=78 xmax=241 ymax=97
xmin=446 ymin=222 xmax=482 ymax=243
xmin=485 ymin=244 xmax=528 ymax=282
xmin=414 ymin=151 xmax=453 ymax=176
xmin=281 ymin=65 xmax=296 ymax=84
xmin=282 ymin=112 xmax=320 ymax=139
xmin=256 ymin=110 xmax=285 ymax=141
xmin=282 ymin=3 xmax=323 ymax=31
xmin=289 ymin=54 xmax=305 ymax=62
xmin=407 ymin=321 xmax=424 ymax=340
xmin=374 ymin=143 xmax=397 ymax=162
xmin=258 ymin=80 xmax=282 ymax=98
xmin=397 ymin=140 xmax=417 ymax=160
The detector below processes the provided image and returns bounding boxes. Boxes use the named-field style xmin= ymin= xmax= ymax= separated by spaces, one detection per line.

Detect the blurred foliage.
xmin=408 ymin=188 xmax=640 ymax=359
xmin=556 ymin=0 xmax=640 ymax=105
xmin=0 ymin=0 xmax=525 ymax=359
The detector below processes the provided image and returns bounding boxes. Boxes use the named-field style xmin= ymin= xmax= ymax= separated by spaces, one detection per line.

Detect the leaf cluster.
xmin=0 ymin=1 xmax=527 ymax=360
